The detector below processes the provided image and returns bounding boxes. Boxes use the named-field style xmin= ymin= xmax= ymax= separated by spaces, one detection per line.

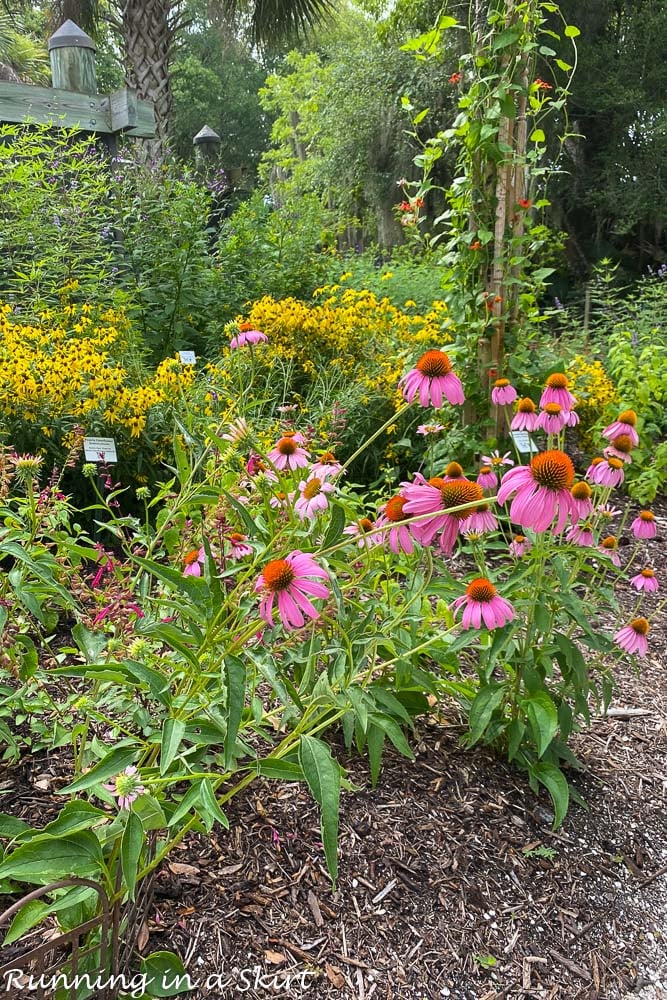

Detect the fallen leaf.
xmin=264 ymin=950 xmax=286 ymax=965
xmin=168 ymin=862 xmax=200 ymax=877
xmin=219 ymin=862 xmax=244 ymax=875
xmin=325 ymin=963 xmax=346 ymax=988
xmin=136 ymin=922 xmax=150 ymax=952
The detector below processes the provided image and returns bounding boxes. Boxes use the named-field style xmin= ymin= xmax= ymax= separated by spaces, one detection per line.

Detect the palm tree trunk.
xmin=121 ymin=0 xmax=176 ymax=158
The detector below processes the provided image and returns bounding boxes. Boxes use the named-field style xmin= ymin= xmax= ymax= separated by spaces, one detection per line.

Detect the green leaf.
xmin=161 ymin=718 xmax=187 ymax=776
xmin=323 ymin=502 xmax=346 ymax=548
xmin=507 ymin=718 xmax=524 ymax=762
xmin=121 ymin=811 xmax=144 ymax=900
xmin=530 ymin=128 xmax=546 ymax=143
xmin=2 ymin=885 xmax=96 ymax=946
xmin=564 ymin=24 xmax=580 ymax=37
xmin=41 ymin=801 xmax=108 ymax=839
xmin=0 ymin=814 xmax=31 ymax=839
xmin=555 ymin=59 xmax=573 ymax=71
xmin=198 ymin=780 xmax=229 ymax=832
xmin=72 ymin=623 xmax=107 ymax=663
xmin=224 ymin=655 xmax=246 ymax=770
xmin=141 ymin=950 xmax=194 ymax=996
xmin=61 ymin=747 xmax=137 ymax=794
xmin=254 ymin=758 xmax=303 ymax=781
xmin=132 ymin=794 xmax=167 ymax=831
xmin=299 ymin=735 xmax=341 ymax=883
xmin=367 ymin=713 xmax=414 ymax=760
xmin=530 ymin=762 xmax=570 ymax=828
xmin=0 ymin=832 xmax=104 ymax=884
xmin=467 ymin=685 xmax=505 ymax=745
xmin=523 ymin=691 xmax=558 ymax=757
xmin=367 ymin=724 xmax=384 ymax=788
xmin=412 ymin=108 xmax=429 ymax=125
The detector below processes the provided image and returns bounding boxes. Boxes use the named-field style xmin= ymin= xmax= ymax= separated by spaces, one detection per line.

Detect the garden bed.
xmin=2 ymin=506 xmax=664 ymax=1000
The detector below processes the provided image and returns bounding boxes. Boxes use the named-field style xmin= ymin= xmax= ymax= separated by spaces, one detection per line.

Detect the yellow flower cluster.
xmin=236 ymin=287 xmax=452 ymax=407
xmin=566 ymin=354 xmax=618 ymax=443
xmin=0 ymin=302 xmax=195 ymax=444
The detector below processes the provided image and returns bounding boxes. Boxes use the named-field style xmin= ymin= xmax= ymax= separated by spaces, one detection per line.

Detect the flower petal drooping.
xmin=452 ymin=578 xmax=515 ymax=630
xmin=399 ymin=350 xmax=465 ymax=408
xmin=255 ymin=551 xmax=330 ymax=631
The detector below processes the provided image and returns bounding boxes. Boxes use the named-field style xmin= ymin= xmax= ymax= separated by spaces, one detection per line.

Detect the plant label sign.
xmin=83 ymin=437 xmax=118 ymax=463
xmin=510 ymin=430 xmax=538 ymax=455
xmin=178 ymin=350 xmax=196 ymax=365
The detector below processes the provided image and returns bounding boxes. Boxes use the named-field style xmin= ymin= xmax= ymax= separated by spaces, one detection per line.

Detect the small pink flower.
xmin=246 ymin=453 xmax=278 ymax=482
xmin=294 ymin=476 xmax=335 ymax=520
xmin=509 ymin=534 xmax=530 ymax=557
xmin=491 ymin=379 xmax=518 ymax=406
xmin=511 ymin=399 xmax=538 ymax=432
xmin=267 ymin=436 xmax=310 ymax=472
xmin=255 ymin=551 xmax=330 ymax=631
xmin=536 ymin=403 xmax=568 ymax=434
xmin=452 ymin=578 xmax=514 ymax=630
xmin=630 ymin=569 xmax=659 ymax=593
xmin=539 ymin=374 xmax=577 ymax=410
xmin=602 ymin=410 xmax=639 ymax=447
xmin=184 ymin=547 xmax=205 ymax=576
xmin=570 ymin=482 xmax=593 ymax=520
xmin=229 ymin=329 xmax=267 ymax=349
xmin=591 ymin=458 xmax=625 ymax=488
xmin=565 ymin=408 xmax=580 ymax=427
xmin=103 ymin=765 xmax=146 ymax=811
xmin=344 ymin=517 xmax=384 ymax=548
xmin=614 ymin=618 xmax=649 ymax=656
xmin=227 ymin=533 xmax=253 ymax=559
xmin=603 ymin=433 xmax=634 ymax=463
xmin=310 ymin=453 xmax=343 ymax=479
xmin=417 ymin=423 xmax=446 ymax=435
xmin=461 ymin=506 xmax=498 ymax=534
xmin=631 ymin=511 xmax=657 ymax=539
xmin=598 ymin=536 xmax=621 ymax=566
xmin=377 ymin=495 xmax=416 ymax=555
xmin=270 ymin=490 xmax=294 ymax=510
xmin=400 ymin=350 xmax=465 ymax=408
xmin=482 ymin=450 xmax=514 ymax=468
xmin=566 ymin=523 xmax=594 ymax=547
xmin=476 ymin=465 xmax=498 ymax=490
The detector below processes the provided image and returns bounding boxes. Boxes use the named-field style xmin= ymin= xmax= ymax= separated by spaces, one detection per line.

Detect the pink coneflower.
xmin=417 ymin=423 xmax=446 ymax=435
xmin=632 ymin=510 xmax=657 ymax=539
xmin=497 ymin=449 xmax=575 ymax=532
xmin=267 ymin=436 xmax=310 ymax=471
xmin=591 ymin=457 xmax=625 ymax=488
xmin=603 ymin=409 xmax=639 ymax=447
xmin=566 ymin=522 xmax=594 ymax=547
xmin=482 ymin=450 xmax=514 ymax=468
xmin=229 ymin=328 xmax=267 ymax=349
xmin=281 ymin=430 xmax=306 ymax=444
xmin=509 ymin=534 xmax=530 ymax=557
xmin=403 ymin=478 xmax=484 ymax=554
xmin=511 ymin=398 xmax=538 ymax=432
xmin=491 ymin=379 xmax=518 ymax=406
xmin=227 ymin=532 xmax=253 ymax=559
xmin=344 ymin=517 xmax=384 ymax=548
xmin=565 ymin=408 xmax=580 ymax=428
xmin=570 ymin=482 xmax=593 ymax=520
xmin=461 ymin=504 xmax=498 ymax=535
xmin=246 ymin=453 xmax=278 ymax=482
xmin=255 ymin=551 xmax=330 ymax=631
xmin=399 ymin=350 xmax=465 ymax=408
xmin=614 ymin=617 xmax=649 ymax=656
xmin=476 ymin=465 xmax=498 ymax=490
xmin=184 ymin=547 xmax=205 ymax=576
xmin=443 ymin=462 xmax=466 ymax=482
xmin=310 ymin=452 xmax=343 ymax=479
xmin=603 ymin=434 xmax=634 ymax=463
xmin=539 ymin=373 xmax=577 ymax=410
xmin=221 ymin=417 xmax=251 ymax=443
xmin=103 ymin=765 xmax=146 ymax=811
xmin=630 ymin=569 xmax=659 ymax=593
xmin=452 ymin=578 xmax=515 ymax=630
xmin=597 ymin=503 xmax=622 ymax=520
xmin=294 ymin=476 xmax=335 ymax=520
xmin=536 ymin=403 xmax=568 ymax=434
xmin=270 ymin=490 xmax=293 ymax=510
xmin=599 ymin=535 xmax=621 ymax=566
xmin=586 ymin=457 xmax=604 ymax=480
xmin=377 ymin=495 xmax=416 ymax=555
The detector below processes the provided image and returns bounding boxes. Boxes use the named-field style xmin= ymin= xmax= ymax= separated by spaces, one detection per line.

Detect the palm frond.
xmin=214 ymin=0 xmax=338 ymax=47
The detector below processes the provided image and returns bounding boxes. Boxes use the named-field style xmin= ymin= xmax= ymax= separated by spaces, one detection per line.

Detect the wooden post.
xmin=48 ymin=20 xmax=97 ymax=96
xmin=193 ymin=124 xmax=221 ymax=168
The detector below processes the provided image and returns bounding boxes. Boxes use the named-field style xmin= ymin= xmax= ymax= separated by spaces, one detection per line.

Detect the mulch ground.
xmin=1 ymin=502 xmax=665 ymax=1000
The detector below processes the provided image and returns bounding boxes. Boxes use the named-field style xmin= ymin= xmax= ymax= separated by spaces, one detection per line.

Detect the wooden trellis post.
xmin=0 ymin=19 xmax=155 ymax=147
